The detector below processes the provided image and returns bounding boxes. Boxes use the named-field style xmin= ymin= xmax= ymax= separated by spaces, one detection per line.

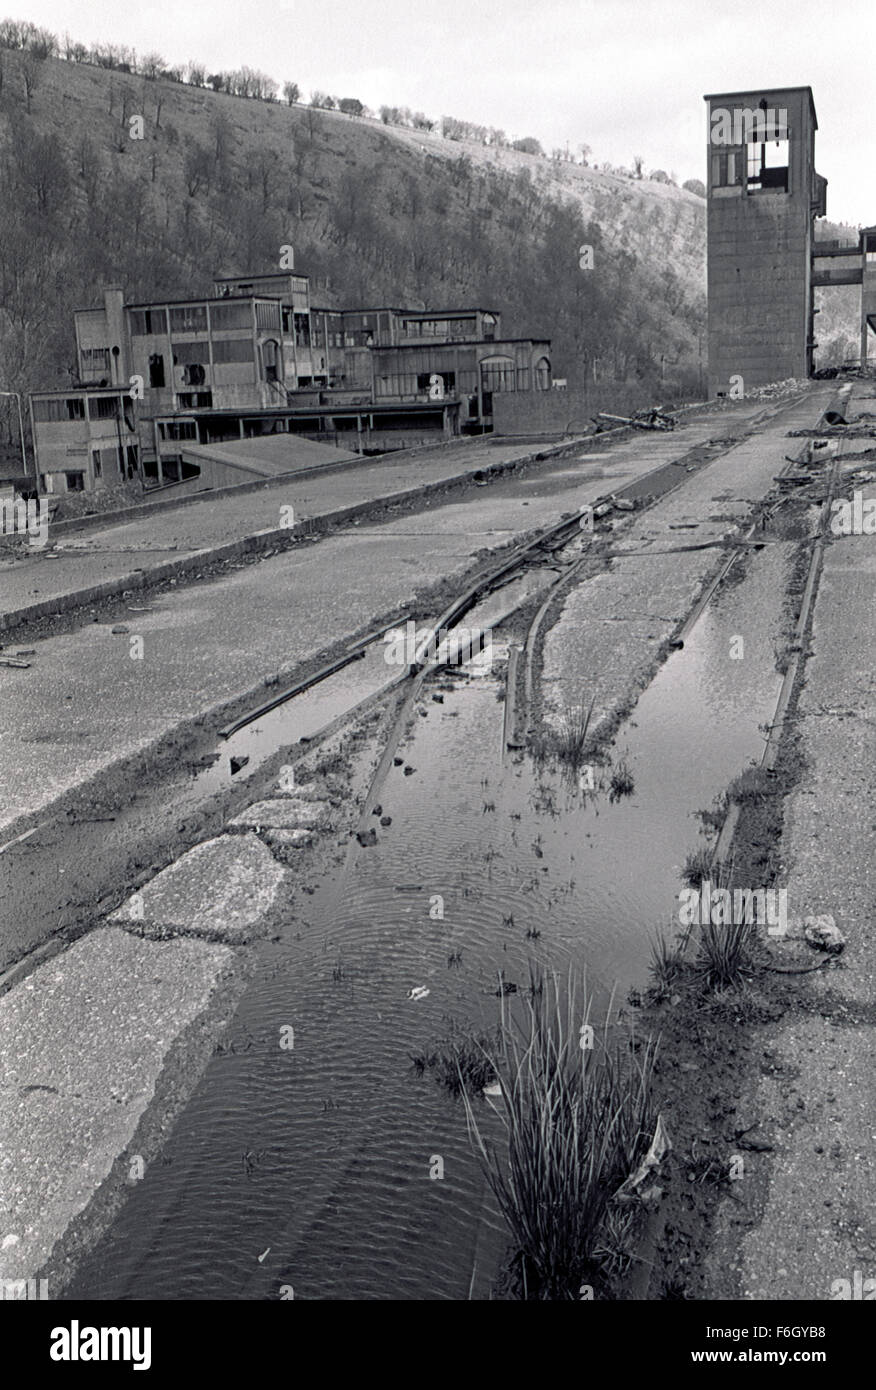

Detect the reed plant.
xmin=462 ymin=966 xmax=658 ymax=1300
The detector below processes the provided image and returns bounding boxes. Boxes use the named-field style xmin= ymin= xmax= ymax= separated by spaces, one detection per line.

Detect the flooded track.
xmin=65 ymin=507 xmax=801 ymax=1301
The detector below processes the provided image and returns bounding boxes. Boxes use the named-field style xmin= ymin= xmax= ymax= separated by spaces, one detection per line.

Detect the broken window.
xmin=65 ymin=471 xmax=85 ymax=492
xmin=91 ymin=449 xmax=102 ymax=479
xmin=417 ymin=371 xmax=456 ymax=395
xmin=535 ymin=356 xmax=551 ymax=390
xmin=149 ymin=354 xmax=165 ymax=388
xmin=32 ymin=397 xmax=86 ymax=422
xmin=294 ymin=312 xmax=311 ymax=347
xmin=81 ymin=347 xmax=111 ymax=377
xmin=169 ymin=305 xmax=207 ymax=333
xmin=158 ymin=420 xmax=197 ymax=442
xmin=210 ymin=301 xmax=252 ymax=331
xmin=480 ymin=357 xmax=517 ymax=393
xmin=88 ymin=396 xmax=119 ymax=420
xmin=130 ymin=308 xmax=167 ymax=336
xmin=746 ymin=138 xmax=789 ymax=193
xmin=866 ymin=235 xmax=876 ymax=263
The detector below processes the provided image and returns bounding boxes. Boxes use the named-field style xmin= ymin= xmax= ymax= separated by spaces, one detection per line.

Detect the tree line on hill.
xmin=0 ymin=14 xmax=705 ymax=190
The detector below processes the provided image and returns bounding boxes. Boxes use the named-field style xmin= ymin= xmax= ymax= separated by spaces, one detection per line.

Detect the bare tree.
xmin=141 ymin=51 xmax=165 ymax=79
xmin=283 ymin=81 xmax=299 ymax=105
xmin=20 ymin=51 xmax=40 ymax=113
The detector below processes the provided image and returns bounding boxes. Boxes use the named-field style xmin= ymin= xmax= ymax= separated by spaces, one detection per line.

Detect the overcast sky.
xmin=21 ymin=0 xmax=876 ymax=225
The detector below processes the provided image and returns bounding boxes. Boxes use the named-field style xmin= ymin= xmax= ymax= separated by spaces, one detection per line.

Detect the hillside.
xmin=0 ymin=45 xmax=714 ymax=418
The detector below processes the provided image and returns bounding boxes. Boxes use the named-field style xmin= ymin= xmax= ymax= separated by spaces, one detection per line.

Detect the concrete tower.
xmin=704 ymin=87 xmax=826 ymax=395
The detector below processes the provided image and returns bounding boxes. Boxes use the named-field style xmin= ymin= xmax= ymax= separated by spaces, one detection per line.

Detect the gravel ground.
xmin=706 ymin=503 xmax=876 ymax=1300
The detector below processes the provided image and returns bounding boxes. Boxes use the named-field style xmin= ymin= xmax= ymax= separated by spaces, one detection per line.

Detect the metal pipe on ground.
xmin=818 ymin=383 xmax=854 ymax=427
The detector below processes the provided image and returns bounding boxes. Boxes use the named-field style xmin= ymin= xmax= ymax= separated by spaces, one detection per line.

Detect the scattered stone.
xmin=372 ymin=804 xmax=382 ymax=816
xmin=380 ymin=815 xmax=392 ymax=827
xmin=357 ymin=828 xmax=377 ymax=847
xmin=614 ymin=497 xmax=635 ymax=511
xmin=431 ymin=693 xmax=444 ymax=703
xmin=230 ymin=755 xmax=249 ymax=775
xmin=403 ymin=765 xmax=414 ymax=775
xmin=803 ymin=914 xmax=845 ymax=953
xmin=110 ymin=625 xmax=129 ymax=635
xmin=393 ymin=756 xmax=403 ymax=766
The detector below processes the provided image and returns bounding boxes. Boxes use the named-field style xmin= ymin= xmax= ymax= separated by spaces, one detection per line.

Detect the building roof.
xmin=127 ymin=294 xmax=281 ymax=308
xmin=29 ymin=384 xmax=133 ymax=399
xmin=372 ymin=338 xmax=550 ymax=351
xmin=310 ymin=306 xmax=500 ymax=317
xmin=213 ymin=271 xmax=310 ymax=283
xmin=703 ymin=86 xmax=817 ymax=129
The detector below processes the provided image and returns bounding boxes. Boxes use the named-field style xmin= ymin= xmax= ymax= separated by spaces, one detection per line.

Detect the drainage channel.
xmin=65 ymin=492 xmax=805 ymax=1301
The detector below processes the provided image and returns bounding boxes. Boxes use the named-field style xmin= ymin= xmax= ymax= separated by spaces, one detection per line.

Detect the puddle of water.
xmin=66 ymin=542 xmax=789 ymax=1302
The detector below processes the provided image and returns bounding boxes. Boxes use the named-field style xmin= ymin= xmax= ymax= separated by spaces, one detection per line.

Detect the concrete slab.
xmin=227 ymin=799 xmax=329 ymax=831
xmin=0 ymin=927 xmax=233 ymax=1282
xmin=261 ymin=828 xmax=313 ymax=852
xmin=109 ymin=833 xmax=285 ymax=940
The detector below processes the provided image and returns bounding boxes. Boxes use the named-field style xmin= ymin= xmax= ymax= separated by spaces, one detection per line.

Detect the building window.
xmin=210 ymin=301 xmax=252 ymax=331
xmin=130 ymin=308 xmax=167 ymax=336
xmin=32 ymin=397 xmax=86 ymax=422
xmin=88 ymin=395 xmax=120 ymax=420
xmin=255 ymin=302 xmax=281 ymax=332
xmin=149 ymin=354 xmax=165 ymax=388
xmin=534 ymin=357 xmax=551 ymax=390
xmin=169 ymin=305 xmax=208 ymax=333
xmin=480 ymin=357 xmax=517 ymax=392
xmin=91 ymin=449 xmax=102 ymax=478
xmin=482 ymin=313 xmax=497 ymax=341
xmin=158 ymin=420 xmax=197 ymax=442
xmin=294 ymin=312 xmax=311 ymax=347
xmin=416 ymin=371 xmax=456 ymax=395
xmin=261 ymin=339 xmax=281 ymax=382
xmin=81 ymin=347 xmax=111 ymax=377
xmin=65 ymin=471 xmax=85 ymax=492
xmin=211 ymin=339 xmax=255 ymax=364
xmin=865 ymin=234 xmax=876 ymax=263
xmin=711 ymin=148 xmax=743 ymax=189
xmin=178 ymin=391 xmax=213 ymax=408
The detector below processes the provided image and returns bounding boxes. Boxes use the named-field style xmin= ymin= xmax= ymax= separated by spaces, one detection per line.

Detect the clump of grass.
xmin=695 ymin=917 xmax=755 ymax=991
xmin=726 ymin=765 xmax=775 ymax=803
xmin=410 ymin=1028 xmax=498 ymax=1097
xmin=554 ymin=697 xmax=596 ymax=770
xmin=682 ymin=845 xmax=714 ymax=887
xmin=608 ymin=753 xmax=634 ymax=802
xmin=649 ymin=930 xmax=688 ymax=996
xmin=462 ymin=968 xmax=659 ymax=1300
xmin=695 ymin=792 xmax=729 ymax=836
